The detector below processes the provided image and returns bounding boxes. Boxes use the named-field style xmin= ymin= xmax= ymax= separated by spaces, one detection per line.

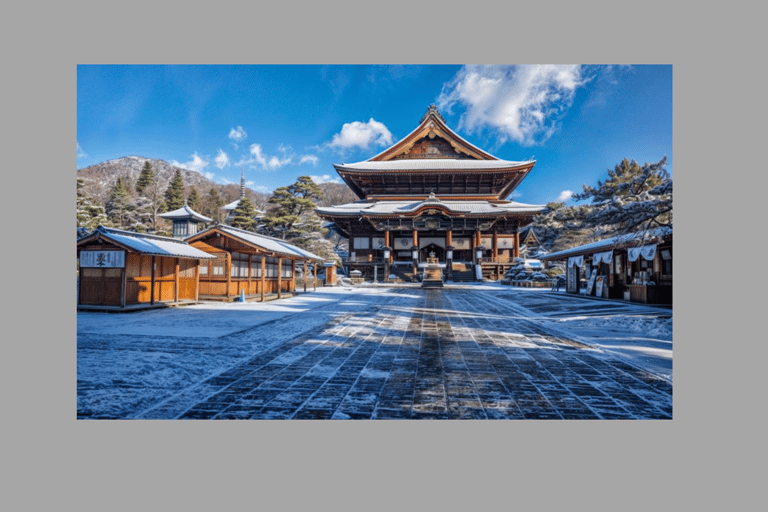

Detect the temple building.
xmin=315 ymin=105 xmax=545 ymax=281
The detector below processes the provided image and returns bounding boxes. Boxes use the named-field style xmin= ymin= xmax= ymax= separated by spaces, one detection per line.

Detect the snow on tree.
xmin=105 ymin=177 xmax=134 ymax=228
xmin=573 ymin=156 xmax=672 ymax=236
xmin=261 ymin=176 xmax=323 ymax=239
xmin=229 ymin=196 xmax=259 ymax=231
xmin=135 ymin=161 xmax=154 ymax=195
xmin=77 ymin=178 xmax=108 ymax=230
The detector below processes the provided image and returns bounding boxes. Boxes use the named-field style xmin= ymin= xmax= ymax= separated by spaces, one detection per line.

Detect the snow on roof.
xmin=193 ymin=224 xmax=325 ymax=261
xmin=335 ymin=158 xmax=533 ymax=172
xmin=315 ymin=199 xmax=545 ymax=216
xmin=81 ymin=226 xmax=215 ymax=259
xmin=222 ymin=199 xmax=265 ymax=214
xmin=158 ymin=204 xmax=212 ymax=222
xmin=541 ymin=227 xmax=673 ymax=261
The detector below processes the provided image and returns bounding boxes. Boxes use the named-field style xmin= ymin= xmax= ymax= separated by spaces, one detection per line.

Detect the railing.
xmin=480 ymin=256 xmax=514 ymax=264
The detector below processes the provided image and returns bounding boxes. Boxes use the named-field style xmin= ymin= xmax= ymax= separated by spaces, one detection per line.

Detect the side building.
xmin=315 ymin=105 xmax=545 ymax=282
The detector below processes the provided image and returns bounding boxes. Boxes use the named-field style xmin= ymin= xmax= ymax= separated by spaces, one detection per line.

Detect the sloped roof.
xmin=316 ymin=198 xmax=545 ymax=217
xmin=158 ymin=203 xmax=212 ymax=222
xmin=540 ymin=227 xmax=673 ymax=261
xmin=222 ymin=198 xmax=266 ymax=215
xmin=77 ymin=226 xmax=215 ymax=259
xmin=186 ymin=224 xmax=325 ymax=261
xmin=335 ymin=158 xmax=534 ymax=172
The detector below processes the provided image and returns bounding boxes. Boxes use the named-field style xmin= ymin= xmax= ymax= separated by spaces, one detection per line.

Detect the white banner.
xmin=394 ymin=238 xmax=413 ymax=250
xmin=568 ymin=255 xmax=584 ymax=268
xmin=80 ymin=250 xmax=125 ymax=268
xmin=452 ymin=238 xmax=471 ymax=250
xmin=593 ymin=250 xmax=613 ymax=264
xmin=628 ymin=244 xmax=657 ymax=262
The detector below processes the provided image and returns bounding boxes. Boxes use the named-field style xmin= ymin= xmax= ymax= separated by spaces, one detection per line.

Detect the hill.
xmin=77 ymin=156 xmax=270 ymax=209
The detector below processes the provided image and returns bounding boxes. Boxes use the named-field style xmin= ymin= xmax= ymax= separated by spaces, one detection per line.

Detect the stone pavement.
xmin=134 ymin=288 xmax=672 ymax=420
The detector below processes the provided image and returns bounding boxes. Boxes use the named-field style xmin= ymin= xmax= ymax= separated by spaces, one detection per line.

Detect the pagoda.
xmin=315 ymin=105 xmax=545 ymax=281
xmin=223 ymin=167 xmax=265 ymax=224
xmin=159 ymin=201 xmax=212 ymax=239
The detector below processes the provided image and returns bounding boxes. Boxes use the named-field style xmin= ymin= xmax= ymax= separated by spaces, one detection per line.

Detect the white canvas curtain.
xmin=592 ymin=250 xmax=613 ymax=265
xmin=568 ymin=255 xmax=584 ymax=268
xmin=627 ymin=244 xmax=657 ymax=262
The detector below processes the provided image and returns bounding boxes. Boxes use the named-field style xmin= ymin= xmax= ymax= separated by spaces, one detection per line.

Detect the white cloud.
xmin=300 ymin=155 xmax=319 ymax=166
xmin=437 ymin=65 xmax=585 ymax=146
xmin=557 ymin=190 xmax=574 ymax=202
xmin=215 ymin=149 xmax=230 ymax=169
xmin=204 ymin=172 xmax=216 ymax=181
xmin=228 ymin=126 xmax=247 ymax=142
xmin=310 ymin=174 xmax=341 ymax=184
xmin=77 ymin=142 xmax=87 ymax=158
xmin=171 ymin=152 xmax=209 ymax=173
xmin=327 ymin=118 xmax=393 ymax=152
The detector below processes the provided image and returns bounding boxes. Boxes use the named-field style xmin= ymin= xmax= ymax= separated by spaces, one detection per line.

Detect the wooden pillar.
xmin=514 ymin=230 xmax=520 ymax=258
xmin=492 ymin=229 xmax=498 ymax=259
xmin=385 ymin=230 xmax=391 ymax=263
xmin=226 ymin=252 xmax=232 ymax=299
xmin=304 ymin=261 xmax=308 ymax=292
xmin=174 ymin=258 xmax=180 ymax=303
xmin=194 ymin=258 xmax=199 ymax=302
xmin=313 ymin=261 xmax=317 ymax=291
xmin=261 ymin=256 xmax=266 ymax=302
xmin=277 ymin=258 xmax=282 ymax=299
xmin=446 ymin=229 xmax=452 ymax=248
xmin=120 ymin=267 xmax=127 ymax=308
xmin=150 ymin=256 xmax=155 ymax=305
xmin=291 ymin=259 xmax=296 ymax=292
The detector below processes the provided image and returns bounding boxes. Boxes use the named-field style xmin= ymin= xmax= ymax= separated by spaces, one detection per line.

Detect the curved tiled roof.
xmin=335 ymin=158 xmax=533 ymax=172
xmin=316 ymin=199 xmax=545 ymax=217
xmin=78 ymin=226 xmax=215 ymax=259
xmin=158 ymin=204 xmax=212 ymax=222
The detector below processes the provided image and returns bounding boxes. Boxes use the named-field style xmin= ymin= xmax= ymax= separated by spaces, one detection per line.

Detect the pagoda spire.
xmin=240 ymin=167 xmax=245 ymax=199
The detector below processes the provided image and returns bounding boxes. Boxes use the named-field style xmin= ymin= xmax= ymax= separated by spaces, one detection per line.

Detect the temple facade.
xmin=315 ymin=105 xmax=545 ymax=281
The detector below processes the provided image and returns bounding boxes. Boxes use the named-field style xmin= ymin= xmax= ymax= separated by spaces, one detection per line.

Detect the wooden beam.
xmin=278 ymin=258 xmax=282 ymax=299
xmin=261 ymin=256 xmax=266 ymax=302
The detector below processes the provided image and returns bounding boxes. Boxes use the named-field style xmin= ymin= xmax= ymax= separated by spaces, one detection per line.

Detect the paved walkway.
xmin=129 ymin=288 xmax=671 ymax=420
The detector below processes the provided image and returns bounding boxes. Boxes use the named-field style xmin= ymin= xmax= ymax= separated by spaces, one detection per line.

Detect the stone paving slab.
xmin=130 ymin=288 xmax=672 ymax=420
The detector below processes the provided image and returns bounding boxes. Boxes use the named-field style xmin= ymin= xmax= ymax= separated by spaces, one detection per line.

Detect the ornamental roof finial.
xmin=422 ymin=104 xmax=445 ymax=123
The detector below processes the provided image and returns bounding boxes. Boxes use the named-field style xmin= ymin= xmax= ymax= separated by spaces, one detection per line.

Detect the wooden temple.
xmin=315 ymin=105 xmax=545 ymax=281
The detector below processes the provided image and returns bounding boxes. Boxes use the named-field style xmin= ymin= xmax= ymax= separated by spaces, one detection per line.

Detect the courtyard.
xmin=77 ymin=284 xmax=672 ymax=419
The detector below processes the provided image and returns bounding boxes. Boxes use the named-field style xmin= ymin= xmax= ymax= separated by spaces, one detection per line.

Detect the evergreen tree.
xmin=187 ymin=187 xmax=201 ymax=211
xmin=135 ymin=161 xmax=154 ymax=195
xmin=230 ymin=197 xmax=259 ymax=231
xmin=164 ymin=169 xmax=185 ymax=211
xmin=77 ymin=178 xmax=108 ymax=230
xmin=201 ymin=187 xmax=225 ymax=222
xmin=105 ymin=177 xmax=133 ymax=228
xmin=573 ymin=157 xmax=672 ymax=235
xmin=262 ymin=176 xmax=323 ymax=239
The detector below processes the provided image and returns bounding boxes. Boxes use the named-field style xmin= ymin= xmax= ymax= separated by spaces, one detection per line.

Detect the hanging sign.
xmin=80 ymin=250 xmax=125 ymax=268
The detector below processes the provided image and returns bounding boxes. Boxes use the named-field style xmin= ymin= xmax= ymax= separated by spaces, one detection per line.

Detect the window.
xmin=353 ymin=238 xmax=370 ymax=250
xmin=231 ymin=252 xmax=250 ymax=278
xmin=251 ymin=256 xmax=262 ymax=278
xmin=661 ymin=249 xmax=672 ymax=275
xmin=199 ymin=263 xmax=208 ymax=275
xmin=173 ymin=222 xmax=188 ymax=237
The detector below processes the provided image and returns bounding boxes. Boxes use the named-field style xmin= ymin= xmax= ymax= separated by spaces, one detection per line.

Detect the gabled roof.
xmin=77 ymin=226 xmax=215 ymax=259
xmin=158 ymin=203 xmax=212 ymax=222
xmin=369 ymin=104 xmax=497 ymax=161
xmin=540 ymin=227 xmax=673 ymax=261
xmin=222 ymin=198 xmax=266 ymax=215
xmin=185 ymin=224 xmax=324 ymax=261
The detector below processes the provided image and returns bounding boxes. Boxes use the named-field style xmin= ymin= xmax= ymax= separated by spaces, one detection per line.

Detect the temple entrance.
xmin=420 ymin=244 xmax=445 ymax=262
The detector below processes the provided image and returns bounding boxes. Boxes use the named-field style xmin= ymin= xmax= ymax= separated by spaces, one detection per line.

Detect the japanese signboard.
xmin=80 ymin=250 xmax=125 ymax=268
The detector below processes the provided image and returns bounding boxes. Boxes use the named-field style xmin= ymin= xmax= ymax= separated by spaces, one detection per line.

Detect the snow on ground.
xmin=78 ymin=284 xmax=673 ymax=418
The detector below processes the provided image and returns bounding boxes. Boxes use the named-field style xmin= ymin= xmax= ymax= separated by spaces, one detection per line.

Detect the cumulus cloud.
xmin=557 ymin=190 xmax=574 ymax=202
xmin=437 ymin=65 xmax=585 ymax=146
xmin=327 ymin=118 xmax=393 ymax=152
xmin=310 ymin=174 xmax=341 ymax=184
xmin=215 ymin=149 xmax=230 ymax=169
xmin=77 ymin=142 xmax=87 ymax=158
xmin=171 ymin=152 xmax=209 ymax=173
xmin=300 ymin=154 xmax=319 ymax=166
xmin=228 ymin=126 xmax=247 ymax=142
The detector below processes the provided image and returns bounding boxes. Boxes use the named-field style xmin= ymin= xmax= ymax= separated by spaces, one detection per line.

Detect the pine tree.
xmin=573 ymin=157 xmax=672 ymax=235
xmin=77 ymin=178 xmax=108 ymax=230
xmin=135 ymin=161 xmax=154 ymax=195
xmin=187 ymin=187 xmax=201 ymax=211
xmin=105 ymin=177 xmax=133 ymax=228
xmin=261 ymin=176 xmax=323 ymax=239
xmin=164 ymin=169 xmax=185 ymax=211
xmin=230 ymin=197 xmax=259 ymax=231
xmin=201 ymin=187 xmax=225 ymax=222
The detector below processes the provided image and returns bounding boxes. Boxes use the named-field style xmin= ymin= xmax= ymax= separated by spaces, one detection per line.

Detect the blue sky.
xmin=77 ymin=65 xmax=672 ymax=205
